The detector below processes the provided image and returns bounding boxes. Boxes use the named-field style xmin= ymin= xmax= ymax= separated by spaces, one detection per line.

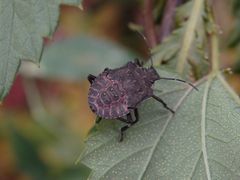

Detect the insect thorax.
xmin=88 ymin=61 xmax=160 ymax=118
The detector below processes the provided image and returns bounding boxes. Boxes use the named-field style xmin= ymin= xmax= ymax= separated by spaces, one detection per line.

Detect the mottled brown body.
xmin=88 ymin=61 xmax=160 ymax=119
xmin=88 ymin=59 xmax=197 ymax=141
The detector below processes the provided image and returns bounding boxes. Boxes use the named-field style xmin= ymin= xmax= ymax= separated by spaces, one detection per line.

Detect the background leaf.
xmin=8 ymin=121 xmax=92 ymax=179
xmin=56 ymin=165 xmax=91 ymax=180
xmin=0 ymin=0 xmax=81 ymax=100
xmin=81 ymin=68 xmax=240 ymax=179
xmin=20 ymin=36 xmax=137 ymax=81
xmin=9 ymin=127 xmax=49 ymax=180
xmin=228 ymin=0 xmax=240 ymax=77
xmin=228 ymin=0 xmax=240 ymax=47
xmin=152 ymin=1 xmax=209 ymax=80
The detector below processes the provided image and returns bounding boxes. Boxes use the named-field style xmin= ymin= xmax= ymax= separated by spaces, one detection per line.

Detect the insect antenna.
xmin=159 ymin=77 xmax=198 ymax=91
xmin=136 ymin=31 xmax=154 ymax=67
xmin=135 ymin=30 xmax=198 ymax=91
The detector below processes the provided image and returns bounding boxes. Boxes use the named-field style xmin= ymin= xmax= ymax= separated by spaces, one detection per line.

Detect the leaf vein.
xmin=100 ymin=146 xmax=152 ymax=178
xmin=210 ymin=158 xmax=240 ymax=177
xmin=137 ymin=86 xmax=196 ymax=180
xmin=188 ymin=151 xmax=202 ymax=178
xmin=201 ymin=75 xmax=214 ymax=180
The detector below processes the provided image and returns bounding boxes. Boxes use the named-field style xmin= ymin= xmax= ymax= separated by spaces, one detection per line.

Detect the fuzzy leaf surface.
xmin=0 ymin=0 xmax=81 ymax=100
xmin=81 ymin=69 xmax=240 ymax=180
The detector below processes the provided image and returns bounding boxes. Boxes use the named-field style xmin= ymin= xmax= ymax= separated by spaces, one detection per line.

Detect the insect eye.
xmin=90 ymin=105 xmax=97 ymax=112
xmin=104 ymin=68 xmax=110 ymax=72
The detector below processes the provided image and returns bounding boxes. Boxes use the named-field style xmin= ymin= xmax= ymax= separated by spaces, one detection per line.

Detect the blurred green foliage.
xmin=228 ymin=0 xmax=240 ymax=74
xmin=0 ymin=119 xmax=91 ymax=180
xmin=10 ymin=127 xmax=49 ymax=180
xmin=153 ymin=1 xmax=209 ymax=80
xmin=229 ymin=0 xmax=240 ymax=47
xmin=22 ymin=36 xmax=136 ymax=81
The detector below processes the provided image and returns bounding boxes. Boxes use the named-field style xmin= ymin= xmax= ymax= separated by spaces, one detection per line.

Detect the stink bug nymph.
xmin=87 ymin=58 xmax=197 ymax=142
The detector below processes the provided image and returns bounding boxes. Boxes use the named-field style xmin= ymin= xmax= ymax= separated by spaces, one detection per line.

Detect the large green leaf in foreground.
xmin=81 ymin=69 xmax=240 ymax=179
xmin=0 ymin=0 xmax=81 ymax=100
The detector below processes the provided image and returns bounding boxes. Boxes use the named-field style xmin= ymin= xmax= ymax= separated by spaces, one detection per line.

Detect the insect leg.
xmin=118 ymin=113 xmax=132 ymax=142
xmin=96 ymin=116 xmax=102 ymax=124
xmin=118 ymin=110 xmax=139 ymax=142
xmin=128 ymin=107 xmax=139 ymax=122
xmin=87 ymin=74 xmax=96 ymax=84
xmin=104 ymin=68 xmax=110 ymax=72
xmin=133 ymin=108 xmax=139 ymax=123
xmin=119 ymin=124 xmax=130 ymax=142
xmin=134 ymin=58 xmax=143 ymax=67
xmin=159 ymin=77 xmax=198 ymax=91
xmin=152 ymin=95 xmax=175 ymax=114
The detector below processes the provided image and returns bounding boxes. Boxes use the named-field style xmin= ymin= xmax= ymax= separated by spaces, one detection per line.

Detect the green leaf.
xmin=152 ymin=0 xmax=209 ymax=79
xmin=21 ymin=36 xmax=136 ymax=81
xmin=56 ymin=165 xmax=91 ymax=180
xmin=229 ymin=0 xmax=240 ymax=47
xmin=0 ymin=0 xmax=81 ymax=100
xmin=81 ymin=69 xmax=240 ymax=179
xmin=8 ymin=122 xmax=91 ymax=180
xmin=232 ymin=53 xmax=240 ymax=73
xmin=9 ymin=127 xmax=49 ymax=180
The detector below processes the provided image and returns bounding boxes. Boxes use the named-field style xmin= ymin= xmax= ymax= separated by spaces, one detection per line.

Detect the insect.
xmin=87 ymin=58 xmax=198 ymax=142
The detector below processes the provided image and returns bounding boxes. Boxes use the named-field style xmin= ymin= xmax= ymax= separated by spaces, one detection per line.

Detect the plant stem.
xmin=210 ymin=28 xmax=219 ymax=72
xmin=22 ymin=77 xmax=47 ymax=123
xmin=208 ymin=2 xmax=219 ymax=73
xmin=158 ymin=0 xmax=182 ymax=42
xmin=143 ymin=0 xmax=157 ymax=48
xmin=176 ymin=0 xmax=204 ymax=74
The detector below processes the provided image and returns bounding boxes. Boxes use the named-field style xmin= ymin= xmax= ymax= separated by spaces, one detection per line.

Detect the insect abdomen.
xmin=88 ymin=75 xmax=129 ymax=119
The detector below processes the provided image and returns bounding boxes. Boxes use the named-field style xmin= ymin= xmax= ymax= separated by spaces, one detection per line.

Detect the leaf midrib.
xmin=83 ymin=113 xmax=168 ymax=166
xmin=201 ymin=74 xmax=213 ymax=180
